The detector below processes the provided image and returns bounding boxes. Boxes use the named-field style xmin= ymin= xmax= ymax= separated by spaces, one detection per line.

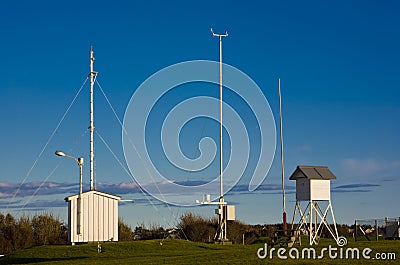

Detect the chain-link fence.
xmin=354 ymin=217 xmax=400 ymax=241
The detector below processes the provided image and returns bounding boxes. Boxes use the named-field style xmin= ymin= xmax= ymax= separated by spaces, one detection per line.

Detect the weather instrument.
xmin=198 ymin=28 xmax=235 ymax=243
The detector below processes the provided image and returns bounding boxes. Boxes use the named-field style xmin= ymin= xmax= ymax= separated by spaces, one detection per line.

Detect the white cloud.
xmin=341 ymin=158 xmax=400 ymax=179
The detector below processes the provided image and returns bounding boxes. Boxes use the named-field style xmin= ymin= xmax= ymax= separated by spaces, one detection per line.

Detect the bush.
xmin=118 ymin=218 xmax=134 ymax=241
xmin=178 ymin=213 xmax=217 ymax=242
xmin=134 ymin=223 xmax=165 ymax=240
xmin=0 ymin=212 xmax=67 ymax=254
xmin=226 ymin=220 xmax=251 ymax=244
xmin=32 ymin=213 xmax=67 ymax=245
xmin=15 ymin=216 xmax=35 ymax=249
xmin=0 ymin=213 xmax=15 ymax=253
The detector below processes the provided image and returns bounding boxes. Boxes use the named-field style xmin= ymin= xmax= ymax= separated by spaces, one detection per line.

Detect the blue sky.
xmin=0 ymin=0 xmax=399 ymax=227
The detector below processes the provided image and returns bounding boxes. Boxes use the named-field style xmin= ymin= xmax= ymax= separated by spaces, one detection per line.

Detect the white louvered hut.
xmin=290 ymin=165 xmax=339 ymax=245
xmin=290 ymin=165 xmax=336 ymax=201
xmin=65 ymin=190 xmax=121 ymax=244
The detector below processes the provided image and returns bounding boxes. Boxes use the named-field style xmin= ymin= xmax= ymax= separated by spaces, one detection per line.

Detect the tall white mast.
xmin=211 ymin=28 xmax=228 ymax=241
xmin=278 ymin=78 xmax=287 ymax=234
xmin=89 ymin=46 xmax=97 ymax=191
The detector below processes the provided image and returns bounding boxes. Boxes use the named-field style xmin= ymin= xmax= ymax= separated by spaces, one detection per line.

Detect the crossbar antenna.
xmin=196 ymin=28 xmax=235 ymax=244
xmin=197 ymin=29 xmax=234 ymax=244
xmin=212 ymin=28 xmax=229 ymax=242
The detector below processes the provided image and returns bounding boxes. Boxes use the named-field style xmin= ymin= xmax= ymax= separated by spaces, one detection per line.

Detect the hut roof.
xmin=289 ymin=165 xmax=336 ymax=180
xmin=65 ymin=190 xmax=121 ymax=202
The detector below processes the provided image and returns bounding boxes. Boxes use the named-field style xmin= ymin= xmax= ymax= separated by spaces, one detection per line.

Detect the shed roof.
xmin=289 ymin=166 xmax=336 ymax=180
xmin=65 ymin=190 xmax=121 ymax=202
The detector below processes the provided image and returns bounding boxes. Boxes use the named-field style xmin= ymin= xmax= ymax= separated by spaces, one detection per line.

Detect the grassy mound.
xmin=1 ymin=238 xmax=399 ymax=264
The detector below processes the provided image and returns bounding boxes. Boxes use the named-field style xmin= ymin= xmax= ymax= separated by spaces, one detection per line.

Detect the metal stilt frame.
xmin=292 ymin=199 xmax=339 ymax=245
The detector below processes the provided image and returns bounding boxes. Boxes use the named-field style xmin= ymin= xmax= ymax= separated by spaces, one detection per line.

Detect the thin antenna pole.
xmin=211 ymin=28 xmax=228 ymax=200
xmin=211 ymin=28 xmax=228 ymax=241
xmin=278 ymin=78 xmax=287 ymax=234
xmin=219 ymin=34 xmax=223 ymax=199
xmin=89 ymin=46 xmax=96 ymax=191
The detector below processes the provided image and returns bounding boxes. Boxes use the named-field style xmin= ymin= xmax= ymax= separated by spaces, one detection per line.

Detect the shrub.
xmin=32 ymin=213 xmax=67 ymax=245
xmin=118 ymin=218 xmax=134 ymax=241
xmin=178 ymin=213 xmax=217 ymax=242
xmin=0 ymin=212 xmax=67 ymax=254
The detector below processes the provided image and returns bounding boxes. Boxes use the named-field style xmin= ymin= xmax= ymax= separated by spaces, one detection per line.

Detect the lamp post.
xmin=55 ymin=151 xmax=84 ymax=194
xmin=55 ymin=150 xmax=84 ymax=234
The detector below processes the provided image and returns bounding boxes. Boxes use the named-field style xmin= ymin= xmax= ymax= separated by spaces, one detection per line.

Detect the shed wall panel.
xmin=310 ymin=179 xmax=330 ymax=200
xmin=93 ymin=195 xmax=98 ymax=241
xmin=109 ymin=199 xmax=114 ymax=240
xmin=98 ymin=196 xmax=104 ymax=242
xmin=83 ymin=196 xmax=89 ymax=242
xmin=296 ymin=178 xmax=310 ymax=201
xmin=71 ymin=199 xmax=78 ymax=242
xmin=104 ymin=197 xmax=109 ymax=240
xmin=114 ymin=200 xmax=118 ymax=241
xmin=68 ymin=202 xmax=72 ymax=242
xmin=89 ymin=194 xmax=94 ymax=241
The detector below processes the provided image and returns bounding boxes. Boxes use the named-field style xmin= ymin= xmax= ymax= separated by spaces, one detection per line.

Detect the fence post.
xmin=354 ymin=220 xmax=358 ymax=242
xmin=398 ymin=217 xmax=400 ymax=238
xmin=375 ymin=219 xmax=379 ymax=241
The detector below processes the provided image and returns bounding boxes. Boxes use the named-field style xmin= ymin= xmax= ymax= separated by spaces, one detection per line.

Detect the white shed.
xmin=290 ymin=165 xmax=339 ymax=245
xmin=65 ymin=190 xmax=121 ymax=244
xmin=289 ymin=165 xmax=336 ymax=201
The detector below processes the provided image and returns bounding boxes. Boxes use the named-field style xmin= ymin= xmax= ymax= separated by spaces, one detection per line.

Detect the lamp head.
xmin=55 ymin=150 xmax=66 ymax=157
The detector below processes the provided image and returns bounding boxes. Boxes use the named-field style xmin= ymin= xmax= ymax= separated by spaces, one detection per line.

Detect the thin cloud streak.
xmin=334 ymin=183 xmax=380 ymax=189
xmin=341 ymin=158 xmax=400 ymax=179
xmin=0 ymin=179 xmax=381 ymax=212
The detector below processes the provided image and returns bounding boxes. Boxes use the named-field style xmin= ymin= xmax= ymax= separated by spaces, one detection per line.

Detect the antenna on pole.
xmin=278 ymin=78 xmax=287 ymax=234
xmin=197 ymin=28 xmax=235 ymax=244
xmin=211 ymin=28 xmax=228 ymax=200
xmin=89 ymin=45 xmax=98 ymax=191
xmin=212 ymin=28 xmax=229 ymax=242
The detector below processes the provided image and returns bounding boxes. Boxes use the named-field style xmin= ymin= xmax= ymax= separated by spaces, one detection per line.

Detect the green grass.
xmin=1 ymin=238 xmax=399 ymax=264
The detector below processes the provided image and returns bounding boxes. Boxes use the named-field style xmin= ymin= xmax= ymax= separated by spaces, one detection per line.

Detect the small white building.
xmin=290 ymin=165 xmax=339 ymax=245
xmin=65 ymin=190 xmax=121 ymax=244
xmin=290 ymin=165 xmax=336 ymax=201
